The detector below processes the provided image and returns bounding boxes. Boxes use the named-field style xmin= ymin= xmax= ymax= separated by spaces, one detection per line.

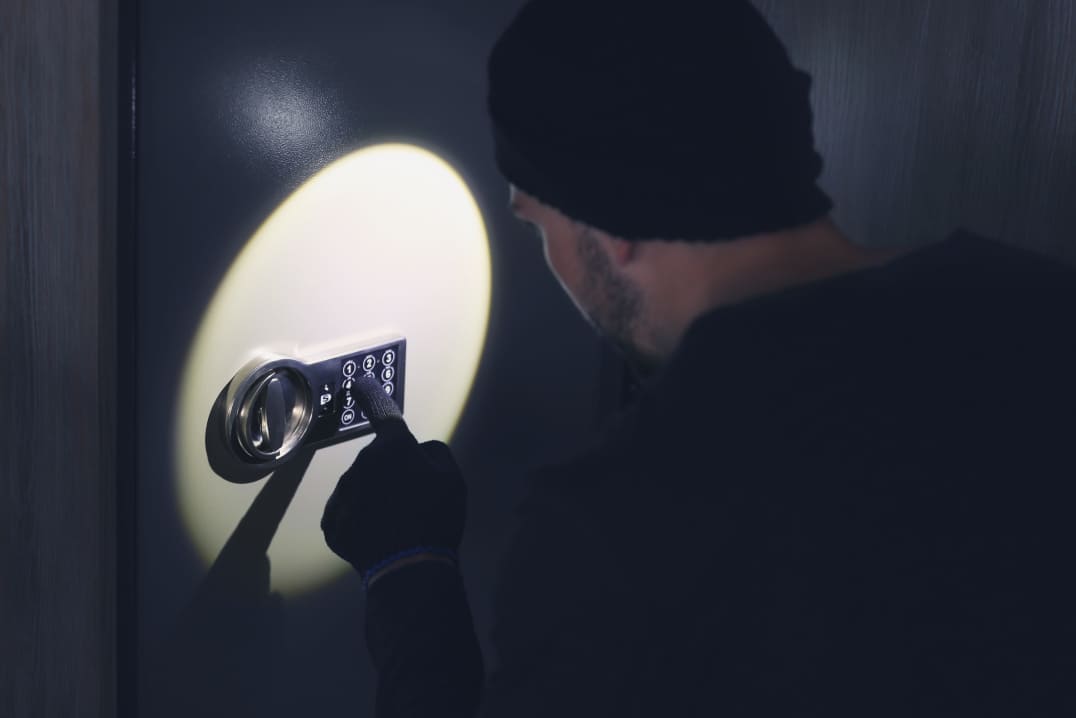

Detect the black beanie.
xmin=487 ymin=0 xmax=834 ymax=241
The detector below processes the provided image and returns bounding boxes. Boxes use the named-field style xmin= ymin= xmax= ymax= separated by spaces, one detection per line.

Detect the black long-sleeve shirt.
xmin=366 ymin=229 xmax=1076 ymax=716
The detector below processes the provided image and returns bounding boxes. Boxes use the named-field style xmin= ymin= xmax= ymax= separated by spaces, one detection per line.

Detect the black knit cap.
xmin=487 ymin=0 xmax=834 ymax=241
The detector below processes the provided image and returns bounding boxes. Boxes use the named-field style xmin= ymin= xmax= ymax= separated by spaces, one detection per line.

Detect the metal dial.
xmin=234 ymin=367 xmax=312 ymax=462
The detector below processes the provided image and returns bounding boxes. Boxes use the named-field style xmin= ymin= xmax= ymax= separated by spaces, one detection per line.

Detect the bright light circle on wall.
xmin=174 ymin=143 xmax=492 ymax=595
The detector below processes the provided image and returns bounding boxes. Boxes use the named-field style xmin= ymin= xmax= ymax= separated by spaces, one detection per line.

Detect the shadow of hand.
xmin=148 ymin=448 xmax=316 ymax=718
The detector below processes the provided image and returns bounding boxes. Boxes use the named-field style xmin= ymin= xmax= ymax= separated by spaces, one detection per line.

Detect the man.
xmin=322 ymin=1 xmax=1076 ymax=715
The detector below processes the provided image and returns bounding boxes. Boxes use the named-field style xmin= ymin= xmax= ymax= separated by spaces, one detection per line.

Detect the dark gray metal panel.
xmin=0 ymin=0 xmax=116 ymax=715
xmin=753 ymin=0 xmax=1076 ymax=261
xmin=134 ymin=1 xmax=604 ymax=715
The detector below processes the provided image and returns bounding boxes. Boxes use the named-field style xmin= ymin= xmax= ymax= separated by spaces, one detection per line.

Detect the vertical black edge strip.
xmin=99 ymin=0 xmax=119 ymax=712
xmin=114 ymin=0 xmax=139 ymax=714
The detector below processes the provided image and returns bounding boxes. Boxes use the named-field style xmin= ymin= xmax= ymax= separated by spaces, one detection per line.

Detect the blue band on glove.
xmin=361 ymin=546 xmax=459 ymax=591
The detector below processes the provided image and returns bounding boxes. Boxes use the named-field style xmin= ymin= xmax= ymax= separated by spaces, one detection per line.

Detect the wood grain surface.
xmin=754 ymin=0 xmax=1076 ymax=262
xmin=1 ymin=0 xmax=117 ymax=715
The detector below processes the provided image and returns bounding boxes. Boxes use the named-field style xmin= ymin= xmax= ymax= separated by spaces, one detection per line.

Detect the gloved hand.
xmin=321 ymin=375 xmax=467 ymax=589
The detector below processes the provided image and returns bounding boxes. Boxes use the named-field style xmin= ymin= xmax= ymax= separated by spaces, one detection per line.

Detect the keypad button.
xmin=383 ymin=382 xmax=394 ymax=396
xmin=342 ymin=377 xmax=354 ymax=391
xmin=382 ymin=349 xmax=396 ymax=366
xmin=342 ymin=360 xmax=357 ymax=377
xmin=343 ymin=395 xmax=355 ymax=410
xmin=341 ymin=409 xmax=356 ymax=426
xmin=381 ymin=366 xmax=395 ymax=382
xmin=362 ymin=355 xmax=376 ymax=372
xmin=318 ymin=383 xmax=334 ymax=417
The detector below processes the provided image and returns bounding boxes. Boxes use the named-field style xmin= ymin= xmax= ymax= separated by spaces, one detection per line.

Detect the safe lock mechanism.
xmin=232 ymin=363 xmax=312 ymax=461
xmin=217 ymin=336 xmax=406 ymax=474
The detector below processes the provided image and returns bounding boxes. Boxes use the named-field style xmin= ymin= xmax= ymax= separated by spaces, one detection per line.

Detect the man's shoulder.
xmin=942 ymin=228 xmax=1076 ymax=276
xmin=864 ymin=229 xmax=1076 ymax=310
xmin=672 ymin=227 xmax=1076 ymax=380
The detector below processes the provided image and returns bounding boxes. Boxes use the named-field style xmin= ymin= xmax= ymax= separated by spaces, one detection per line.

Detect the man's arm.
xmin=365 ymin=559 xmax=484 ymax=718
xmin=363 ymin=475 xmax=639 ymax=718
xmin=474 ymin=478 xmax=640 ymax=718
xmin=324 ymin=378 xmax=637 ymax=716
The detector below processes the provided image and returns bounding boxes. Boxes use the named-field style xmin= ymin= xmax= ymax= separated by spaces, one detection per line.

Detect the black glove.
xmin=321 ymin=375 xmax=467 ymax=589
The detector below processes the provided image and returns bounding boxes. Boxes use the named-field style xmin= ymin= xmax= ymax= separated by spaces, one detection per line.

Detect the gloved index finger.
xmin=351 ymin=374 xmax=411 ymax=443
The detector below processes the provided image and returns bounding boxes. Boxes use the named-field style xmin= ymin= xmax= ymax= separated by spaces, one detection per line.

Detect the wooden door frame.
xmin=0 ymin=0 xmax=137 ymax=714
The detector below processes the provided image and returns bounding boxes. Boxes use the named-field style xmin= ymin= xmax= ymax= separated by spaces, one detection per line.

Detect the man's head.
xmin=487 ymin=0 xmax=834 ymax=241
xmin=509 ymin=185 xmax=655 ymax=373
xmin=489 ymin=0 xmax=900 ymax=375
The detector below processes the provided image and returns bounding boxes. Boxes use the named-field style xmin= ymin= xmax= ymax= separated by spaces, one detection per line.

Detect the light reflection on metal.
xmin=174 ymin=144 xmax=492 ymax=595
xmin=216 ymin=58 xmax=345 ymax=167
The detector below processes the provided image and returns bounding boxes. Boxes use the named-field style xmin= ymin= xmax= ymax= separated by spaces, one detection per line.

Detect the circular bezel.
xmin=224 ymin=355 xmax=314 ymax=464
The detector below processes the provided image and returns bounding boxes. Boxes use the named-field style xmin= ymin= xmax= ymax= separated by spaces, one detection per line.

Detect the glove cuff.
xmin=360 ymin=546 xmax=459 ymax=591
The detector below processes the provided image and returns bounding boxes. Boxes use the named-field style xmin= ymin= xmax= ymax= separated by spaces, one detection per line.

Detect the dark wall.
xmin=1 ymin=0 xmax=117 ymax=716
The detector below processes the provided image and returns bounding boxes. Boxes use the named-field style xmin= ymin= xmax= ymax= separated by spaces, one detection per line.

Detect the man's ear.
xmin=591 ymin=227 xmax=638 ymax=267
